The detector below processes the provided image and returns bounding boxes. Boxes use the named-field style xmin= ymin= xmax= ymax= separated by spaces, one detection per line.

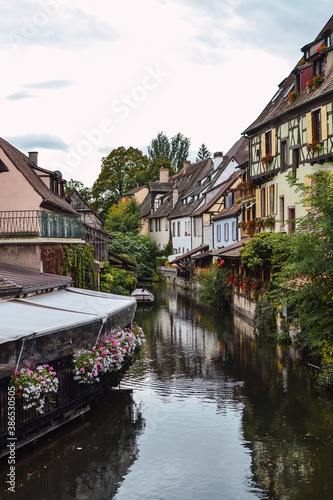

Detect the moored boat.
xmin=131 ymin=288 xmax=154 ymax=304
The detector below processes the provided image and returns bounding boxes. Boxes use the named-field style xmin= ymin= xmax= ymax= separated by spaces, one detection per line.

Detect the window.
xmin=292 ymin=148 xmax=300 ymax=177
xmin=177 ymin=221 xmax=180 ymax=237
xmin=194 ymin=218 xmax=202 ymax=237
xmin=261 ymin=188 xmax=266 ymax=218
xmin=149 ymin=220 xmax=153 ymax=232
xmin=281 ymin=140 xmax=288 ymax=171
xmin=280 ymin=196 xmax=285 ymax=231
xmin=172 ymin=222 xmax=175 ymax=237
xmin=296 ymin=73 xmax=301 ymax=93
xmin=314 ymin=58 xmax=325 ymax=78
xmin=312 ymin=109 xmax=321 ymax=141
xmin=217 ymin=224 xmax=221 ymax=242
xmin=270 ymin=185 xmax=275 ymax=215
xmin=288 ymin=206 xmax=296 ymax=234
xmin=224 ymin=223 xmax=229 ymax=241
xmin=265 ymin=131 xmax=272 ymax=155
xmin=232 ymin=221 xmax=237 ymax=241
xmin=165 ymin=218 xmax=169 ymax=231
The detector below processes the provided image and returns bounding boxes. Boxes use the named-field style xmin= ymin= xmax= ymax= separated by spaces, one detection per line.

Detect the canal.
xmin=1 ymin=285 xmax=333 ymax=499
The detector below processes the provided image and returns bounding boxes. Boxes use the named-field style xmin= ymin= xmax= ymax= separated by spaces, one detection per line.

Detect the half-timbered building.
xmin=243 ymin=16 xmax=333 ymax=233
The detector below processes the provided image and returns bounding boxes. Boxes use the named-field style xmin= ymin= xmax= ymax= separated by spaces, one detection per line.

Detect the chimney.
xmin=159 ymin=168 xmax=169 ymax=183
xmin=183 ymin=160 xmax=191 ymax=173
xmin=28 ymin=151 xmax=38 ymax=165
xmin=173 ymin=186 xmax=179 ymax=207
xmin=213 ymin=152 xmax=223 ymax=170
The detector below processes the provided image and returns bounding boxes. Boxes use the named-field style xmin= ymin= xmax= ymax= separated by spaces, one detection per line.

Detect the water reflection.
xmin=0 ymin=391 xmax=144 ymax=499
xmin=1 ymin=285 xmax=333 ymax=500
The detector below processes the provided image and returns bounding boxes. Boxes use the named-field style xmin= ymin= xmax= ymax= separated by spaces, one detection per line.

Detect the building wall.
xmin=0 ymin=244 xmax=41 ymax=270
xmin=0 ymin=152 xmax=42 ymax=211
xmin=170 ymin=217 xmax=191 ymax=254
xmin=149 ymin=216 xmax=170 ymax=249
xmin=213 ymin=216 xmax=240 ymax=248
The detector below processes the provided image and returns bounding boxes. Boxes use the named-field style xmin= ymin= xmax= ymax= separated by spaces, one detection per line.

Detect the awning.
xmin=0 ymin=287 xmax=136 ymax=344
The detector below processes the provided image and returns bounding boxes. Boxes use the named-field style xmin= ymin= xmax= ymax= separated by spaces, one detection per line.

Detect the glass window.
xmin=217 ymin=224 xmax=221 ymax=242
xmin=224 ymin=223 xmax=229 ymax=241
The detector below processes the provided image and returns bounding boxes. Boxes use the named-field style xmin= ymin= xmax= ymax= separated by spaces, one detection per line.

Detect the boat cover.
xmin=0 ymin=287 xmax=136 ymax=344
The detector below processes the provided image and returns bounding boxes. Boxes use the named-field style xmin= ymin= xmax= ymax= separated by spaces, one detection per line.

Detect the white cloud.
xmin=0 ymin=0 xmax=332 ymax=187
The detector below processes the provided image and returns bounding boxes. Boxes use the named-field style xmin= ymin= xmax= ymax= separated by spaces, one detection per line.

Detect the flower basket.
xmin=72 ymin=325 xmax=145 ymax=384
xmin=306 ymin=74 xmax=324 ymax=93
xmin=261 ymin=154 xmax=273 ymax=166
xmin=288 ymin=90 xmax=299 ymax=105
xmin=307 ymin=140 xmax=323 ymax=154
xmin=9 ymin=365 xmax=59 ymax=414
xmin=238 ymin=180 xmax=254 ymax=193
xmin=317 ymin=44 xmax=327 ymax=53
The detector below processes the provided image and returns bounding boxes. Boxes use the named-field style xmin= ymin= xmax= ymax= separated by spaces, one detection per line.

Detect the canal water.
xmin=1 ymin=285 xmax=333 ymax=499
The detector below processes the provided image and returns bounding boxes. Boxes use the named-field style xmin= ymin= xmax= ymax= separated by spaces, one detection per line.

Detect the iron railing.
xmin=0 ymin=210 xmax=86 ymax=240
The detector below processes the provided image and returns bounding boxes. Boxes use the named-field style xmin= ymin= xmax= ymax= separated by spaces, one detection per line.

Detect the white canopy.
xmin=0 ymin=288 xmax=136 ymax=344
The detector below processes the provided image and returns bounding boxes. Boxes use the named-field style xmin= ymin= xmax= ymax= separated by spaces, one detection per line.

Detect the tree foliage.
xmin=147 ymin=131 xmax=190 ymax=171
xmin=109 ymin=233 xmax=159 ymax=281
xmin=105 ymin=198 xmax=141 ymax=235
xmin=240 ymin=232 xmax=293 ymax=272
xmin=192 ymin=263 xmax=231 ymax=309
xmin=271 ymin=171 xmax=333 ymax=386
xmin=64 ymin=179 xmax=93 ymax=204
xmin=100 ymin=262 xmax=136 ymax=296
xmin=196 ymin=143 xmax=211 ymax=162
xmin=92 ymin=147 xmax=149 ymax=217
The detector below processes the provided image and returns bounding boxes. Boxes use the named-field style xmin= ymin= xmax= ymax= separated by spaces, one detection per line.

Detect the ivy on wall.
xmin=41 ymin=244 xmax=95 ymax=289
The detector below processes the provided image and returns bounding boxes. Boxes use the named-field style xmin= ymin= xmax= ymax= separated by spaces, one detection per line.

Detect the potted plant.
xmin=9 ymin=365 xmax=59 ymax=414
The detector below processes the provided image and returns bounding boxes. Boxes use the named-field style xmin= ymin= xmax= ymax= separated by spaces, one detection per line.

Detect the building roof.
xmin=0 ymin=262 xmax=73 ymax=298
xmin=214 ymin=238 xmax=251 ymax=259
xmin=243 ymin=19 xmax=333 ymax=135
xmin=170 ymin=244 xmax=209 ymax=264
xmin=211 ymin=203 xmax=241 ymax=221
xmin=0 ymin=138 xmax=77 ymax=214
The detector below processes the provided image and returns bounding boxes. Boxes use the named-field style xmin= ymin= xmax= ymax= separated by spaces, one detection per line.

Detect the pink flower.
xmin=18 ymin=386 xmax=23 ymax=391
xmin=14 ymin=371 xmax=18 ymax=375
xmin=80 ymin=367 xmax=85 ymax=372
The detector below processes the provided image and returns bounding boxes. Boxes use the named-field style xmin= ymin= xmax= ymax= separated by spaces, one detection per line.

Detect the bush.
xmin=100 ymin=263 xmax=136 ymax=295
xmin=254 ymin=297 xmax=277 ymax=337
xmin=193 ymin=264 xmax=231 ymax=309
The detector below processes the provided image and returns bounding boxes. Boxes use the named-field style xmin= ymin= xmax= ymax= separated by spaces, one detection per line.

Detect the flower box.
xmin=306 ymin=74 xmax=324 ymax=93
xmin=307 ymin=140 xmax=323 ymax=153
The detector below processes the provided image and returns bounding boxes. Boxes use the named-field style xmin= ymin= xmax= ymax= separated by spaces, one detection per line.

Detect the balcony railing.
xmin=0 ymin=211 xmax=86 ymax=240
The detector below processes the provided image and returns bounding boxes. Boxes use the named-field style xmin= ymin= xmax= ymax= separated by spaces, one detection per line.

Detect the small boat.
xmin=131 ymin=288 xmax=154 ymax=304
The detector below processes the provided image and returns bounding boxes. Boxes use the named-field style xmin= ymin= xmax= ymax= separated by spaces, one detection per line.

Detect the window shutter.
xmin=306 ymin=112 xmax=312 ymax=143
xmin=304 ymin=175 xmax=312 ymax=210
xmin=274 ymin=183 xmax=278 ymax=215
xmin=255 ymin=188 xmax=261 ymax=218
xmin=261 ymin=133 xmax=266 ymax=157
xmin=271 ymin=128 xmax=276 ymax=156
xmin=321 ymin=106 xmax=328 ymax=141
xmin=266 ymin=186 xmax=270 ymax=216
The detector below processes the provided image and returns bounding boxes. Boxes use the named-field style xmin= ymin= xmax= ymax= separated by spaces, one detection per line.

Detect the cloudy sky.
xmin=0 ymin=1 xmax=331 ymax=187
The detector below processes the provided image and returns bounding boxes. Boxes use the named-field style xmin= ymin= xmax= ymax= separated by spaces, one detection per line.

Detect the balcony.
xmin=0 ymin=211 xmax=85 ymax=241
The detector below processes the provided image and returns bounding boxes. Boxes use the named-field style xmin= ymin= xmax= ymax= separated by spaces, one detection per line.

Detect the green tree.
xmin=92 ymin=147 xmax=149 ymax=217
xmin=240 ymin=232 xmax=293 ymax=273
xmin=272 ymin=171 xmax=333 ymax=386
xmin=148 ymin=132 xmax=190 ymax=171
xmin=109 ymin=233 xmax=159 ymax=281
xmin=100 ymin=262 xmax=136 ymax=295
xmin=64 ymin=179 xmax=93 ymax=204
xmin=196 ymin=143 xmax=211 ymax=162
xmin=105 ymin=198 xmax=141 ymax=234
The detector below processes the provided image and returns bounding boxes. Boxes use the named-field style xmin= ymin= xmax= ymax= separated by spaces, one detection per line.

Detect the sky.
xmin=0 ymin=1 xmax=332 ymax=188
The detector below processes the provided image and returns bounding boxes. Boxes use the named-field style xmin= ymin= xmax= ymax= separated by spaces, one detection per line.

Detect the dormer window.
xmin=304 ymin=49 xmax=310 ymax=60
xmin=325 ymin=35 xmax=331 ymax=48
